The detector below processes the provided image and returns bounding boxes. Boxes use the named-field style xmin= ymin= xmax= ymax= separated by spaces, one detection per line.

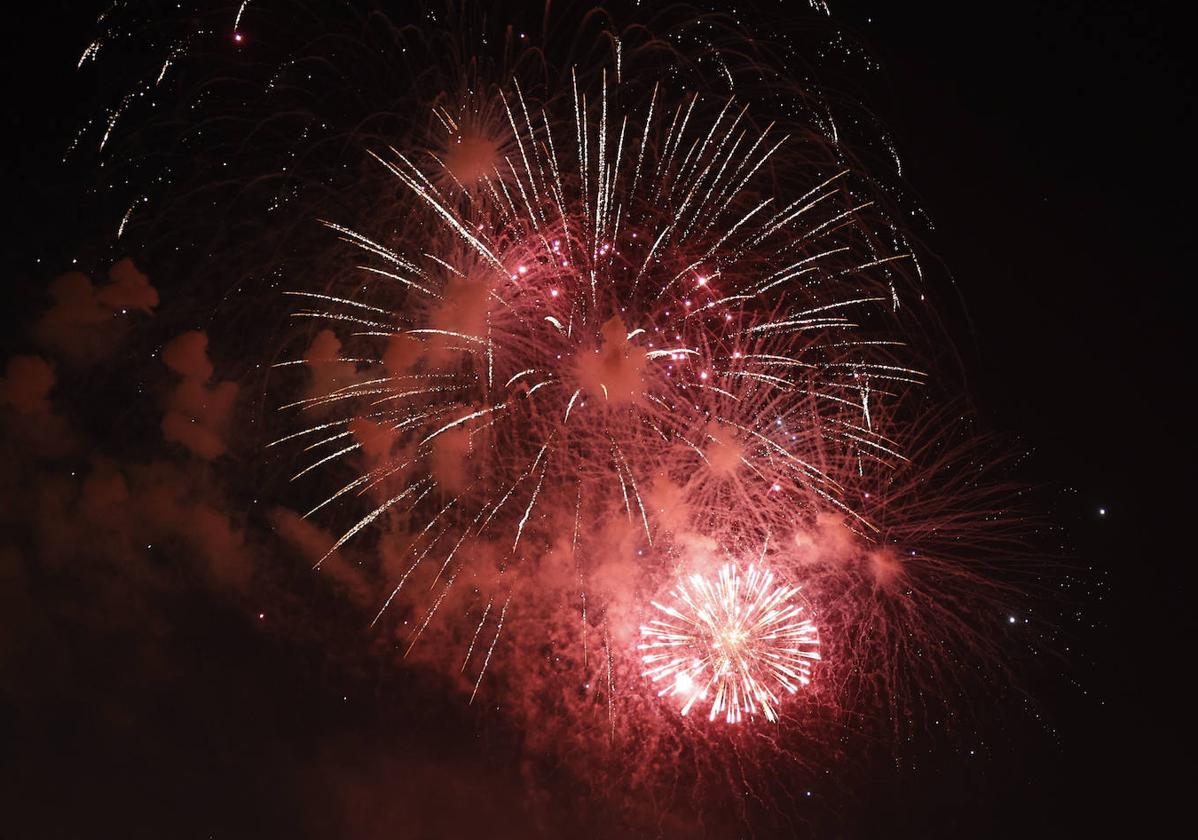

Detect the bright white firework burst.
xmin=640 ymin=563 xmax=820 ymax=724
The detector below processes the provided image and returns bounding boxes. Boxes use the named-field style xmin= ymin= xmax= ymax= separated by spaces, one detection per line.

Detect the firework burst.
xmin=274 ymin=55 xmax=925 ymax=689
xmin=641 ymin=562 xmax=820 ymax=723
xmin=74 ymin=3 xmax=1034 ymax=825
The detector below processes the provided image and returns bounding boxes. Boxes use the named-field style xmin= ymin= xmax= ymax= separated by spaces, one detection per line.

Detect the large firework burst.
xmin=75 ymin=1 xmax=1032 ymax=827
xmin=273 ymin=45 xmax=924 ymax=674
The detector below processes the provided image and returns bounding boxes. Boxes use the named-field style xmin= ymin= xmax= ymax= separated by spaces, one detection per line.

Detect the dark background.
xmin=2 ymin=1 xmax=1191 ymax=836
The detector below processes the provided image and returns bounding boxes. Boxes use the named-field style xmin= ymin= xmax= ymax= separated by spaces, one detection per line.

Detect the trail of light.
xmin=471 ymin=593 xmax=512 ymax=704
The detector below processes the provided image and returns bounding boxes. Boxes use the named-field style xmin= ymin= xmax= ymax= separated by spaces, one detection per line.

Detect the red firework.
xmin=69 ymin=1 xmax=1032 ymax=833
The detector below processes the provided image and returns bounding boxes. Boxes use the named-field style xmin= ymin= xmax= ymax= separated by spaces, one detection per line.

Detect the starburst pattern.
xmin=640 ymin=563 xmax=820 ymax=723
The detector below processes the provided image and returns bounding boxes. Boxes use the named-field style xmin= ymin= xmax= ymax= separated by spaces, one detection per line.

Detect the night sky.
xmin=2 ymin=2 xmax=1191 ymax=837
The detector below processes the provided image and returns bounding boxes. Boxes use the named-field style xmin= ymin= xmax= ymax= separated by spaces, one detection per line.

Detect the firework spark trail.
xmin=462 ymin=597 xmax=493 ymax=671
xmin=233 ymin=1 xmax=252 ymax=34
xmin=471 ymin=593 xmax=512 ymax=704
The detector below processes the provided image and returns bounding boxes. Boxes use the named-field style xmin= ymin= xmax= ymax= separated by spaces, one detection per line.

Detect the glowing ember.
xmin=640 ymin=564 xmax=820 ymax=724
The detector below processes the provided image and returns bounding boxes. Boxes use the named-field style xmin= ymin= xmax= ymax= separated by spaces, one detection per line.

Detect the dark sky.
xmin=1 ymin=1 xmax=1191 ymax=837
xmin=841 ymin=6 xmax=1192 ymax=828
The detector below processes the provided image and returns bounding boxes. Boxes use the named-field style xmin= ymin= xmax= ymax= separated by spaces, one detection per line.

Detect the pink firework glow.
xmin=640 ymin=562 xmax=820 ymax=723
xmin=67 ymin=2 xmax=1037 ymax=825
xmin=251 ymin=10 xmax=1029 ymax=768
xmin=269 ymin=40 xmax=929 ymax=711
xmin=220 ymin=14 xmax=1042 ymax=807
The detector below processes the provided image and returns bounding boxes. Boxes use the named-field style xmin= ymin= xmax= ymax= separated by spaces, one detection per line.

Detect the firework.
xmin=76 ymin=5 xmax=1030 ymax=822
xmin=640 ymin=562 xmax=820 ymax=724
xmin=273 ymin=53 xmax=925 ymax=691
